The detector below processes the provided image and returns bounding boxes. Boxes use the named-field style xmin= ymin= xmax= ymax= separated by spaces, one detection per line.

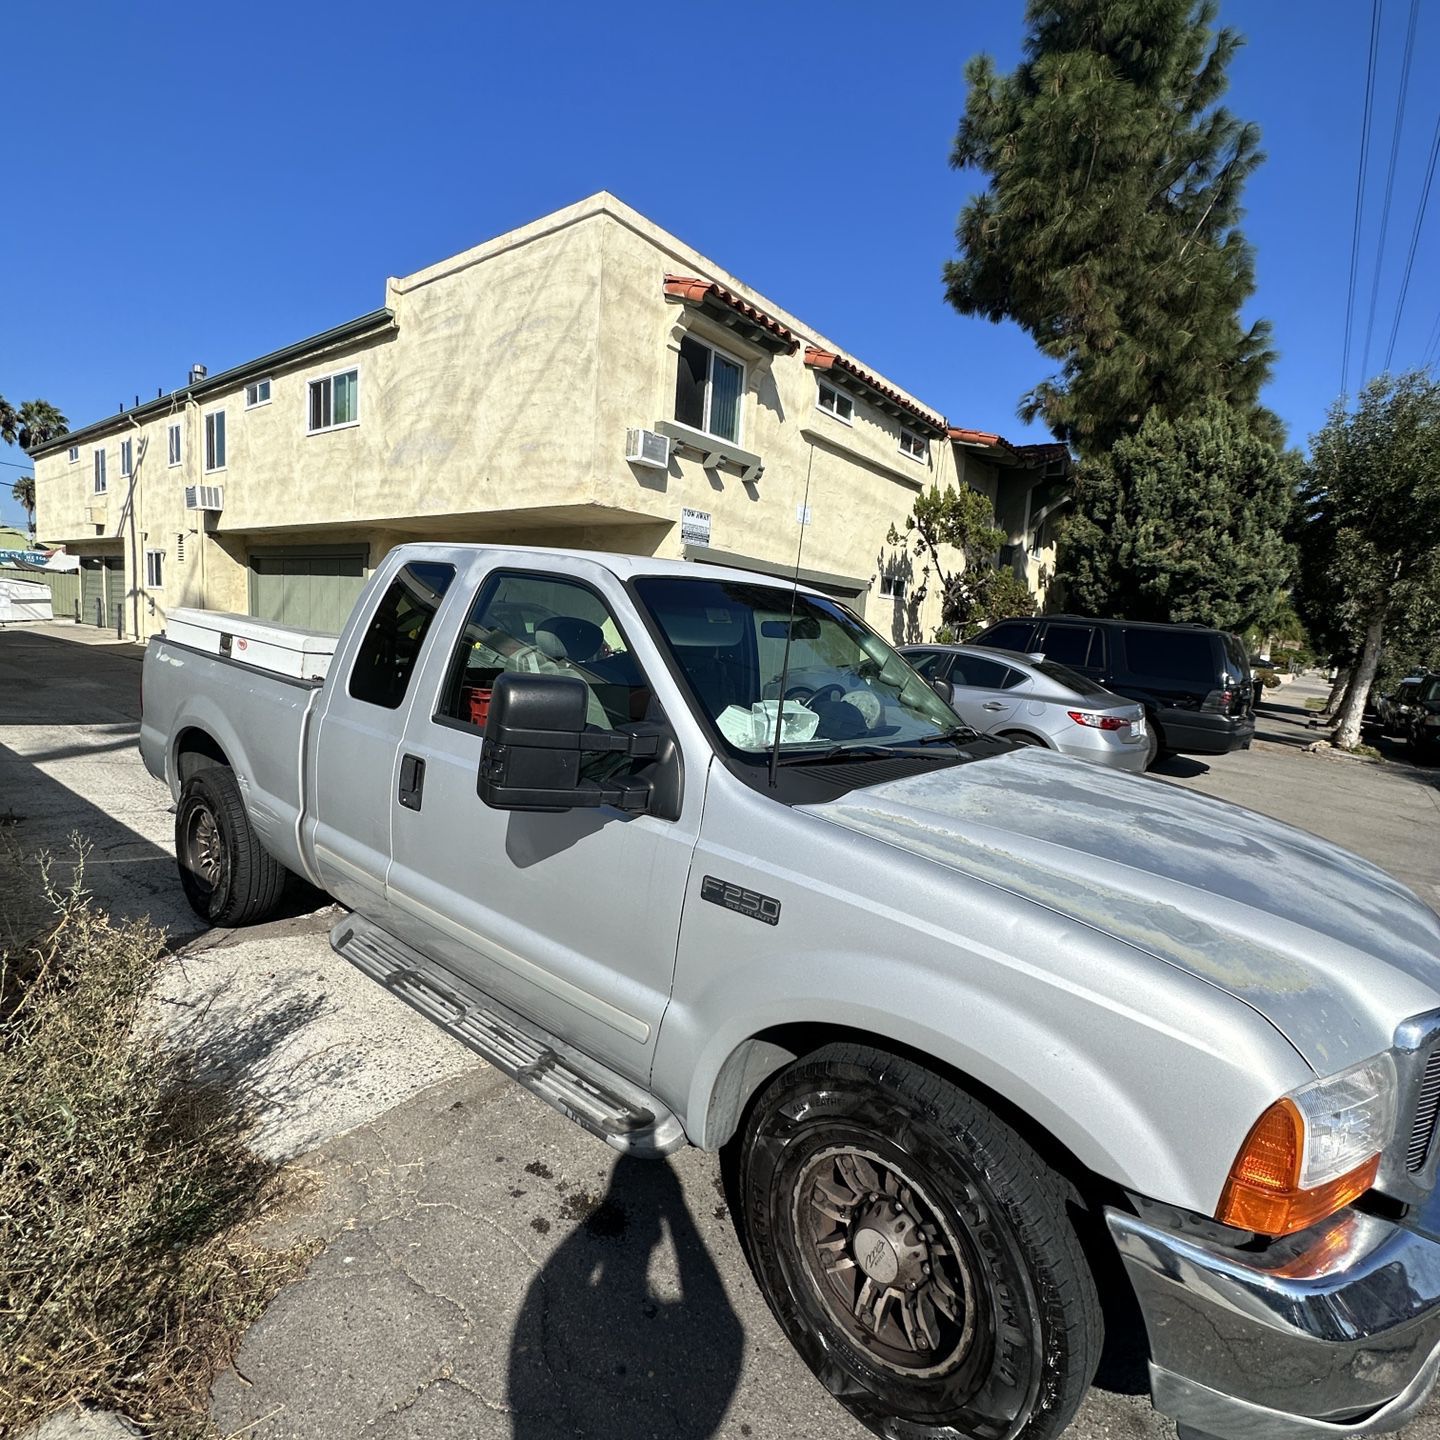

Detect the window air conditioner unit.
xmin=625 ymin=427 xmax=671 ymax=470
xmin=85 ymin=504 xmax=107 ymax=525
xmin=185 ymin=484 xmax=225 ymax=512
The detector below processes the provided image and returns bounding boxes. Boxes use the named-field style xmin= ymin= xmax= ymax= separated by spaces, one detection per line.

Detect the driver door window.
xmin=435 ymin=571 xmax=660 ymax=778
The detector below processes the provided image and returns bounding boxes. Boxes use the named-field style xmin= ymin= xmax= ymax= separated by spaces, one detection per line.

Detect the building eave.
xmin=30 ymin=308 xmax=397 ymax=459
xmin=804 ymin=348 xmax=947 ymax=436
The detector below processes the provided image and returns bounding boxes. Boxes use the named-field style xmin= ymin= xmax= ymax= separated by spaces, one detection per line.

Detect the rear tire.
xmin=736 ymin=1043 xmax=1102 ymax=1440
xmin=1142 ymin=718 xmax=1163 ymax=771
xmin=176 ymin=767 xmax=286 ymax=927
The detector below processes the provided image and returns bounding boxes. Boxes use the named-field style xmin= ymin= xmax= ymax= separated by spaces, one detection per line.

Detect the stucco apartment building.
xmin=33 ymin=193 xmax=1072 ymax=644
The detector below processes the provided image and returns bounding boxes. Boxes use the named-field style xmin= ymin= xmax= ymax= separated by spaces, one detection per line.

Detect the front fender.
xmin=655 ymin=770 xmax=1312 ymax=1218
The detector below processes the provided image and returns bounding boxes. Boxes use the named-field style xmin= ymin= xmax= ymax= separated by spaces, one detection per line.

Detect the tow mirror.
xmin=477 ymin=672 xmax=658 ymax=813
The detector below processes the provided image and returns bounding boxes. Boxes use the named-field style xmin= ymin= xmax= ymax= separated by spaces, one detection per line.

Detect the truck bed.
xmin=140 ymin=610 xmax=329 ymax=882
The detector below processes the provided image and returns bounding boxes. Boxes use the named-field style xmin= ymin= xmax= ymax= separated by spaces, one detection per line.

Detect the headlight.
xmin=1217 ymin=1054 xmax=1396 ymax=1237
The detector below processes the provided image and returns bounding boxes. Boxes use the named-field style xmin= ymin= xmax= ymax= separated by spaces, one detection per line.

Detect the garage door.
xmin=80 ymin=556 xmax=106 ymax=626
xmin=78 ymin=554 xmax=129 ymax=631
xmin=249 ymin=548 xmax=368 ymax=635
xmin=105 ymin=555 xmax=126 ymax=635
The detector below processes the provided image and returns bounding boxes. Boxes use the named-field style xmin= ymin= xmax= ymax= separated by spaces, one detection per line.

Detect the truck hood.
xmin=809 ymin=748 xmax=1440 ymax=1072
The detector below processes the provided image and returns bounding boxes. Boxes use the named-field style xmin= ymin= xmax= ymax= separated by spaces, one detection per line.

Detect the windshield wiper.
xmin=908 ymin=725 xmax=981 ymax=746
xmin=777 ymin=743 xmax=902 ymax=766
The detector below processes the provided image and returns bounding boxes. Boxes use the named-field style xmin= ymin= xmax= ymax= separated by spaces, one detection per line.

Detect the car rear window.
xmin=1121 ymin=628 xmax=1216 ymax=684
xmin=1033 ymin=659 xmax=1114 ymax=700
xmin=976 ymin=621 xmax=1037 ymax=651
xmin=950 ymin=655 xmax=1021 ymax=689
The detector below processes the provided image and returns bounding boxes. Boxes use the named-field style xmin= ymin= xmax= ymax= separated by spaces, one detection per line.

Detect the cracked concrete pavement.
xmin=5 ymin=624 xmax=1440 ymax=1438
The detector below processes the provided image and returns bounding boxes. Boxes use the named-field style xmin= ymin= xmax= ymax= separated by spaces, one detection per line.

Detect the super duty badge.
xmin=701 ymin=875 xmax=781 ymax=926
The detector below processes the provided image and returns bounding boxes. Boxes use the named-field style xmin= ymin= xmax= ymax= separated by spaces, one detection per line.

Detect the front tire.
xmin=736 ymin=1044 xmax=1102 ymax=1439
xmin=176 ymin=767 xmax=286 ymax=927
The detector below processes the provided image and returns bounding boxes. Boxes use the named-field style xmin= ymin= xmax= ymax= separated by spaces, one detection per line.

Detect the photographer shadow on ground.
xmin=508 ymin=1154 xmax=745 ymax=1439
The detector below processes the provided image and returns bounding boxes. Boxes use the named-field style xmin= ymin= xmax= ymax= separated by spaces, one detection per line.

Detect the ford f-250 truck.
xmin=141 ymin=543 xmax=1440 ymax=1440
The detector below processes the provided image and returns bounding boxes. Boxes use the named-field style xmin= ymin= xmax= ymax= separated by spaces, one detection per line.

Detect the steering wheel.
xmin=784 ymin=682 xmax=846 ymax=707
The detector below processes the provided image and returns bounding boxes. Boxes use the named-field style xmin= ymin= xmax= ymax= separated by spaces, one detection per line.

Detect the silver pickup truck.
xmin=141 ymin=542 xmax=1440 ymax=1440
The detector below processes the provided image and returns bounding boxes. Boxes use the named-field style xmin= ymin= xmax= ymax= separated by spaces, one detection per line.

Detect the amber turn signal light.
xmin=1217 ymin=1098 xmax=1381 ymax=1237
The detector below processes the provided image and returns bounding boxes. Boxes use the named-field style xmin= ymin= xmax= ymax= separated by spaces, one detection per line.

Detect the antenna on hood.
xmin=768 ymin=442 xmax=817 ymax=789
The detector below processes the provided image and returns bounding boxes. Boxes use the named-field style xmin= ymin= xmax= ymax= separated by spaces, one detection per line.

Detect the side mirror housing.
xmin=477 ymin=672 xmax=658 ymax=813
xmin=931 ymin=677 xmax=955 ymax=705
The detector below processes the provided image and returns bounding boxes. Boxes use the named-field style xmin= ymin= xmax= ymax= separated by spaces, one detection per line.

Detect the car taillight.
xmin=1202 ymin=688 xmax=1234 ymax=712
xmin=1066 ymin=710 xmax=1130 ymax=731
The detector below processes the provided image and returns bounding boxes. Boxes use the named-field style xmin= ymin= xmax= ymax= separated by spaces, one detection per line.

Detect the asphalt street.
xmin=4 ymin=623 xmax=1440 ymax=1440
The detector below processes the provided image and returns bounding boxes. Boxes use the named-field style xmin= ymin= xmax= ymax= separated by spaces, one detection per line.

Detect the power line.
xmin=1361 ymin=0 xmax=1421 ymax=381
xmin=1383 ymin=103 xmax=1440 ymax=371
xmin=1342 ymin=0 xmax=1384 ymax=396
xmin=0 ymin=457 xmax=37 ymax=472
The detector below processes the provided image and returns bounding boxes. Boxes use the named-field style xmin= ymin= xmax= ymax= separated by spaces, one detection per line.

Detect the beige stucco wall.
xmin=35 ymin=193 xmax=1021 ymax=643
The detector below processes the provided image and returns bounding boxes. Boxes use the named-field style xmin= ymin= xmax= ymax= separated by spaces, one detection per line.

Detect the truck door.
xmin=310 ymin=559 xmax=458 ymax=918
xmin=385 ymin=559 xmax=700 ymax=1082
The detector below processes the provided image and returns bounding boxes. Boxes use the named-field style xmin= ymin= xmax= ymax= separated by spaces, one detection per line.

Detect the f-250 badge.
xmin=701 ymin=875 xmax=781 ymax=926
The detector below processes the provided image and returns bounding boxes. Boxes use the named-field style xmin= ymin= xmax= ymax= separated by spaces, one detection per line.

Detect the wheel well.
xmin=709 ymin=1022 xmax=1115 ymax=1214
xmin=997 ymin=728 xmax=1049 ymax=747
xmin=709 ymin=1022 xmax=1144 ymax=1375
xmin=175 ymin=728 xmax=231 ymax=784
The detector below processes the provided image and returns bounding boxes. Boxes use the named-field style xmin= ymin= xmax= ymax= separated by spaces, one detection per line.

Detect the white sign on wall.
xmin=681 ymin=507 xmax=712 ymax=547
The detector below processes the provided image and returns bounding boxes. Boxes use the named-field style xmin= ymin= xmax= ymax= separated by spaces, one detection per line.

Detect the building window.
xmin=93 ymin=450 xmax=107 ymax=494
xmin=168 ymin=422 xmax=182 ymax=467
xmin=880 ymin=573 xmax=906 ymax=599
xmin=817 ymin=384 xmax=854 ymax=425
xmin=674 ymin=335 xmax=743 ymax=443
xmin=899 ymin=428 xmax=929 ymax=462
xmin=205 ymin=411 xmax=226 ymax=472
xmin=120 ymin=437 xmax=134 ymax=477
xmin=308 ymin=368 xmax=359 ymax=433
xmin=145 ymin=549 xmax=164 ymax=589
xmin=68 ymin=446 xmax=79 ymax=464
xmin=245 ymin=377 xmax=272 ymax=408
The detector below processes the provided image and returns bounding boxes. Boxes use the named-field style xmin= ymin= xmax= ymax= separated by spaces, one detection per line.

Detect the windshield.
xmin=634 ymin=576 xmax=964 ymax=760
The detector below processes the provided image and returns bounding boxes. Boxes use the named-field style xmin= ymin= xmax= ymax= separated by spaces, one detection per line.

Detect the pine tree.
xmin=1058 ymin=402 xmax=1293 ymax=631
xmin=945 ymin=0 xmax=1277 ymax=456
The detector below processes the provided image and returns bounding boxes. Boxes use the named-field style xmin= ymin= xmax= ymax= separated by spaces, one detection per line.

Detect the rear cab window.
xmin=348 ymin=561 xmax=456 ymax=709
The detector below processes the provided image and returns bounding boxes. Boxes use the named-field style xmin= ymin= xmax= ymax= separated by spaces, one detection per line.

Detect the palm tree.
xmin=1 ymin=397 xmax=67 ymax=541
xmin=10 ymin=475 xmax=36 ymax=539
xmin=14 ymin=399 xmax=68 ymax=452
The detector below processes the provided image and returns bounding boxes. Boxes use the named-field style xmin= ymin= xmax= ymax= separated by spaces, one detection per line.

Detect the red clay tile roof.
xmin=663 ymin=275 xmax=799 ymax=354
xmin=804 ymin=348 xmax=946 ymax=435
xmin=948 ymin=427 xmax=1074 ymax=471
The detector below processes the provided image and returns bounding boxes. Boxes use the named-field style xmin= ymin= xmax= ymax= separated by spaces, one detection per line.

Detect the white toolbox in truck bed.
xmin=164 ymin=608 xmax=336 ymax=682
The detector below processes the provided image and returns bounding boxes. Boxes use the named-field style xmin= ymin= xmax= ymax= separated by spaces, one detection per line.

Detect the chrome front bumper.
xmin=1107 ymin=1191 xmax=1440 ymax=1438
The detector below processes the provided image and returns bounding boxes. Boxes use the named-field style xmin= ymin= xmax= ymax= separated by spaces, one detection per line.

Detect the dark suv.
xmin=970 ymin=615 xmax=1255 ymax=767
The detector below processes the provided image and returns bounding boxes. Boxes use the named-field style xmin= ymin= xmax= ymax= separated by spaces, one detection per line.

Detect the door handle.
xmin=398 ymin=753 xmax=426 ymax=811
xmin=982 ymin=701 xmax=1006 ymax=711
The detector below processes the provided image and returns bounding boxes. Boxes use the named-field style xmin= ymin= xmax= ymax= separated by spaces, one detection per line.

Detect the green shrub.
xmin=0 ymin=839 xmax=312 ymax=1436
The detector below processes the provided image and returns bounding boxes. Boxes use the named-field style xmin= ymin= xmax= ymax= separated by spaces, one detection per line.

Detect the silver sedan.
xmin=899 ymin=643 xmax=1149 ymax=773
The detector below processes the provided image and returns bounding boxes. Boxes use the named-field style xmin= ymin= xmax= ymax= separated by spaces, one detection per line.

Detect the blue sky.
xmin=3 ymin=0 xmax=1437 ymax=533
